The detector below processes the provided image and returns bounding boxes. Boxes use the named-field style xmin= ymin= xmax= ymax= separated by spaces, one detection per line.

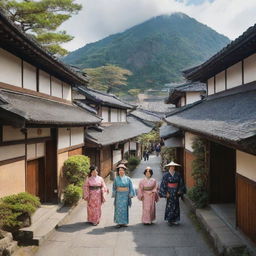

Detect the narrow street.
xmin=35 ymin=155 xmax=216 ymax=256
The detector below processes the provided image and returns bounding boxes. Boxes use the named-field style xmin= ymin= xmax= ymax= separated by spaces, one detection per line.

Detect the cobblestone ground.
xmin=35 ymin=155 xmax=216 ymax=256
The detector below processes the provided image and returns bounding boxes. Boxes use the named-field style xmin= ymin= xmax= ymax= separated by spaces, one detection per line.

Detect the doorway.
xmin=26 ymin=158 xmax=45 ymax=202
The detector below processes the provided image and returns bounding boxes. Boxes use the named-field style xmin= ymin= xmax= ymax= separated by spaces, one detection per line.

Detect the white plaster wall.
xmin=130 ymin=141 xmax=137 ymax=150
xmin=51 ymin=77 xmax=62 ymax=98
xmin=102 ymin=107 xmax=109 ymax=122
xmin=39 ymin=70 xmax=51 ymax=95
xmin=0 ymin=48 xmax=22 ymax=87
xmin=0 ymin=144 xmax=25 ymax=161
xmin=70 ymin=127 xmax=84 ymax=146
xmin=215 ymin=70 xmax=226 ymax=93
xmin=180 ymin=96 xmax=186 ymax=106
xmin=227 ymin=62 xmax=242 ymax=89
xmin=37 ymin=143 xmax=45 ymax=158
xmin=236 ymin=150 xmax=256 ymax=182
xmin=63 ymin=83 xmax=72 ymax=101
xmin=184 ymin=132 xmax=196 ymax=152
xmin=27 ymin=144 xmax=36 ymax=160
xmin=244 ymin=54 xmax=256 ymax=84
xmin=3 ymin=126 xmax=25 ymax=141
xmin=121 ymin=110 xmax=127 ymax=122
xmin=27 ymin=128 xmax=50 ymax=139
xmin=124 ymin=142 xmax=129 ymax=153
xmin=23 ymin=61 xmax=37 ymax=91
xmin=164 ymin=137 xmax=183 ymax=148
xmin=207 ymin=77 xmax=215 ymax=95
xmin=186 ymin=92 xmax=201 ymax=104
xmin=58 ymin=128 xmax=70 ymax=149
xmin=111 ymin=108 xmax=118 ymax=122
xmin=112 ymin=150 xmax=122 ymax=164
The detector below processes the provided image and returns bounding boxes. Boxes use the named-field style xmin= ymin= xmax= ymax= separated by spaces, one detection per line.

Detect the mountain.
xmin=63 ymin=13 xmax=230 ymax=91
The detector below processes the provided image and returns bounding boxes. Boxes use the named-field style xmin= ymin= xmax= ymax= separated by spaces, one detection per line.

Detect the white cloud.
xmin=61 ymin=0 xmax=256 ymax=51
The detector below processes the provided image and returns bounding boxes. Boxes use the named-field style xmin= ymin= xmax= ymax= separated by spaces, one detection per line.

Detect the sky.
xmin=61 ymin=0 xmax=256 ymax=52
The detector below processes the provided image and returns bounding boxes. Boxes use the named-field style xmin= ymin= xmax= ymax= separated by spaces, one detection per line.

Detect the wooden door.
xmin=209 ymin=142 xmax=236 ymax=203
xmin=26 ymin=158 xmax=45 ymax=202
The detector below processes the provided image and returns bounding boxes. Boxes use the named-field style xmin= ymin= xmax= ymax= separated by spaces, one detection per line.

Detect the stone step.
xmin=18 ymin=204 xmax=71 ymax=245
xmin=196 ymin=208 xmax=246 ymax=255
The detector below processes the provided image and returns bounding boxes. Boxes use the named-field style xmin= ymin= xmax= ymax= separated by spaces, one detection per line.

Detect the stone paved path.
xmin=35 ymin=155 xmax=216 ymax=256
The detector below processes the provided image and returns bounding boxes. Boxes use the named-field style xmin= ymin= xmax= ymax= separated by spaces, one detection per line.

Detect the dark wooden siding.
xmin=209 ymin=142 xmax=236 ymax=203
xmin=237 ymin=174 xmax=256 ymax=244
xmin=184 ymin=150 xmax=196 ymax=189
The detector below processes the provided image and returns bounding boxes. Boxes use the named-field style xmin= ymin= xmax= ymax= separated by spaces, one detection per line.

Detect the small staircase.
xmin=18 ymin=204 xmax=71 ymax=245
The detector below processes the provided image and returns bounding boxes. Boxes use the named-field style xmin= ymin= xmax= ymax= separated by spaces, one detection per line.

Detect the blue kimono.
xmin=112 ymin=175 xmax=136 ymax=224
xmin=159 ymin=171 xmax=184 ymax=223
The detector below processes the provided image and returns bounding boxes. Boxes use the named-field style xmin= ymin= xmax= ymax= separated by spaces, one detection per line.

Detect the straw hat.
xmin=116 ymin=163 xmax=127 ymax=170
xmin=165 ymin=161 xmax=181 ymax=167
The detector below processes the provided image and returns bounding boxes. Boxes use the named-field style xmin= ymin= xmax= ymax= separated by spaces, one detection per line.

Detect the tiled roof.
xmin=129 ymin=108 xmax=162 ymax=123
xmin=165 ymin=83 xmax=256 ymax=154
xmin=0 ymin=90 xmax=101 ymax=127
xmin=77 ymin=87 xmax=134 ymax=109
xmin=86 ymin=116 xmax=153 ymax=146
xmin=165 ymin=82 xmax=206 ymax=104
xmin=160 ymin=125 xmax=180 ymax=139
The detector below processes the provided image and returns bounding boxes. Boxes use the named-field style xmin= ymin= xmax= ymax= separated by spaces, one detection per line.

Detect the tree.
xmin=0 ymin=0 xmax=82 ymax=56
xmin=84 ymin=65 xmax=132 ymax=93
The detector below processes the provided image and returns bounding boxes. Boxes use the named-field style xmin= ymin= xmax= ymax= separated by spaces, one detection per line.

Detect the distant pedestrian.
xmin=112 ymin=164 xmax=136 ymax=228
xmin=137 ymin=167 xmax=159 ymax=224
xmin=159 ymin=161 xmax=185 ymax=226
xmin=146 ymin=150 xmax=149 ymax=161
xmin=143 ymin=150 xmax=147 ymax=161
xmin=83 ymin=166 xmax=108 ymax=226
xmin=155 ymin=143 xmax=161 ymax=157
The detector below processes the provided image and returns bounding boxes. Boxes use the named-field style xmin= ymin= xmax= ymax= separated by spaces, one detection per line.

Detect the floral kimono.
xmin=112 ymin=175 xmax=136 ymax=225
xmin=159 ymin=171 xmax=184 ymax=223
xmin=83 ymin=175 xmax=107 ymax=225
xmin=137 ymin=177 xmax=159 ymax=224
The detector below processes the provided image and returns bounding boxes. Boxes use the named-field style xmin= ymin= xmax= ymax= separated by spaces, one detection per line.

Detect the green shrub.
xmin=0 ymin=192 xmax=40 ymax=231
xmin=187 ymin=186 xmax=208 ymax=208
xmin=1 ymin=192 xmax=40 ymax=210
xmin=160 ymin=146 xmax=176 ymax=169
xmin=63 ymin=155 xmax=90 ymax=186
xmin=127 ymin=156 xmax=140 ymax=172
xmin=188 ymin=137 xmax=209 ymax=208
xmin=64 ymin=184 xmax=82 ymax=206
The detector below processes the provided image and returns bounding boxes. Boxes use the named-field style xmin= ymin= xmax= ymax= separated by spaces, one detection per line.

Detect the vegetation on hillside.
xmin=64 ymin=13 xmax=230 ymax=91
xmin=84 ymin=65 xmax=132 ymax=93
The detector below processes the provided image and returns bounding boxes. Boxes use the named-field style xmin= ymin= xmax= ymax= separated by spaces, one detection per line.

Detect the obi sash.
xmin=167 ymin=183 xmax=178 ymax=188
xmin=117 ymin=186 xmax=129 ymax=192
xmin=89 ymin=186 xmax=102 ymax=190
xmin=143 ymin=186 xmax=154 ymax=191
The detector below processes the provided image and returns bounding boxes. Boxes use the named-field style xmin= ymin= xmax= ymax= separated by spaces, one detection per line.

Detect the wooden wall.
xmin=184 ymin=150 xmax=196 ymax=189
xmin=237 ymin=174 xmax=256 ymax=244
xmin=100 ymin=146 xmax=112 ymax=177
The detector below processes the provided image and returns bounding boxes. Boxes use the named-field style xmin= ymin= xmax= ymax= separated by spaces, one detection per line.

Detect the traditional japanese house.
xmin=0 ymin=10 xmax=101 ymax=202
xmin=161 ymin=82 xmax=206 ymax=185
xmin=166 ymin=25 xmax=256 ymax=244
xmin=74 ymin=87 xmax=153 ymax=177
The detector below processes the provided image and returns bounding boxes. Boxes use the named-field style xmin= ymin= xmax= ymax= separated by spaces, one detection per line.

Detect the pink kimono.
xmin=137 ymin=178 xmax=159 ymax=224
xmin=83 ymin=175 xmax=107 ymax=225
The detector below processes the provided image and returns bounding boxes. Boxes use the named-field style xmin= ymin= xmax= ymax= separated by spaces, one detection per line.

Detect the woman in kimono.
xmin=137 ymin=167 xmax=159 ymax=224
xmin=83 ymin=165 xmax=108 ymax=225
xmin=112 ymin=163 xmax=136 ymax=228
xmin=159 ymin=161 xmax=185 ymax=225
